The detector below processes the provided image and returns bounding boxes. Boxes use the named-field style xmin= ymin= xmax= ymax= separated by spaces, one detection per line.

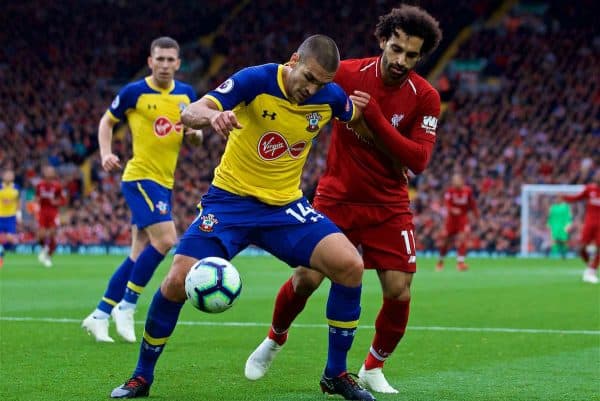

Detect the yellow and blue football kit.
xmin=206 ymin=63 xmax=356 ymax=206
xmin=0 ymin=183 xmax=19 ymax=234
xmin=107 ymin=76 xmax=197 ymax=228
xmin=94 ymin=77 xmax=197 ymax=318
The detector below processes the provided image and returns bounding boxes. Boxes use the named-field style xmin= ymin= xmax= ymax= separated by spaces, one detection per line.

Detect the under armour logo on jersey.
xmin=262 ymin=110 xmax=277 ymax=120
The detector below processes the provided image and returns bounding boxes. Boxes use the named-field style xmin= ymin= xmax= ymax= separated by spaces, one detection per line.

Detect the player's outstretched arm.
xmin=562 ymin=189 xmax=587 ymax=203
xmin=182 ymin=97 xmax=242 ymax=139
xmin=98 ymin=113 xmax=121 ymax=172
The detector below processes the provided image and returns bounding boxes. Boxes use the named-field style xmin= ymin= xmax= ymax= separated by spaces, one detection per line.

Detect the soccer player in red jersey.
xmin=563 ymin=170 xmax=600 ymax=284
xmin=436 ymin=173 xmax=479 ymax=272
xmin=35 ymin=165 xmax=66 ymax=267
xmin=245 ymin=5 xmax=442 ymax=394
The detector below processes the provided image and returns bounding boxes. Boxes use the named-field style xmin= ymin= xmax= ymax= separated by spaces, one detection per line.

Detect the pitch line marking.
xmin=1 ymin=316 xmax=598 ymax=335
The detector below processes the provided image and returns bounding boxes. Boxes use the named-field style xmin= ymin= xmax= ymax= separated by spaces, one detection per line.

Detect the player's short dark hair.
xmin=297 ymin=34 xmax=340 ymax=73
xmin=150 ymin=36 xmax=180 ymax=56
xmin=375 ymin=5 xmax=442 ymax=57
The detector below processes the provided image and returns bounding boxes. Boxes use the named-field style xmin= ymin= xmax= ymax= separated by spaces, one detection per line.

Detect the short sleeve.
xmin=205 ymin=66 xmax=266 ymax=111
xmin=329 ymin=83 xmax=355 ymax=123
xmin=107 ymin=83 xmax=139 ymax=122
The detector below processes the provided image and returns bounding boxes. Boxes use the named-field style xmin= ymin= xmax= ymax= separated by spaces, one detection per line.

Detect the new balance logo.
xmin=262 ymin=110 xmax=277 ymax=120
xmin=421 ymin=115 xmax=438 ymax=135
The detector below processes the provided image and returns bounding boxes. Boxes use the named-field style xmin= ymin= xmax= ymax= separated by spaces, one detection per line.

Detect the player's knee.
xmin=329 ymin=254 xmax=364 ymax=287
xmin=152 ymin=236 xmax=177 ymax=254
xmin=160 ymin=262 xmax=188 ymax=302
xmin=292 ymin=269 xmax=323 ymax=296
xmin=385 ymin=285 xmax=411 ymax=302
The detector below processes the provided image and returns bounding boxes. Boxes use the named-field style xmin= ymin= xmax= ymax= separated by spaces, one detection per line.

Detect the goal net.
xmin=520 ymin=184 xmax=585 ymax=256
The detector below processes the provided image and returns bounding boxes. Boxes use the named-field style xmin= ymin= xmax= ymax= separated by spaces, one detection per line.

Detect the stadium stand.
xmin=2 ymin=1 xmax=597 ymax=255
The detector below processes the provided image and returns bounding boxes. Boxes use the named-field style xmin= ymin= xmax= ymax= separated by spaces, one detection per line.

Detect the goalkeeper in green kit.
xmin=547 ymin=199 xmax=572 ymax=258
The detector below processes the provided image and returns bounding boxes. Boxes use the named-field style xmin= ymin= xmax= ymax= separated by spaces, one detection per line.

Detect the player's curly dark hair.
xmin=375 ymin=5 xmax=442 ymax=57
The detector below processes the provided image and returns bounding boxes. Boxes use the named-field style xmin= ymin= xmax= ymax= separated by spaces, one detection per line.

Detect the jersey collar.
xmin=145 ymin=76 xmax=175 ymax=94
xmin=277 ymin=65 xmax=290 ymax=100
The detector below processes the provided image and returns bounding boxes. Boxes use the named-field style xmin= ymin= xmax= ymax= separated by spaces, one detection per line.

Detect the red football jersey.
xmin=316 ymin=57 xmax=440 ymax=207
xmin=36 ymin=179 xmax=64 ymax=213
xmin=444 ymin=185 xmax=478 ymax=218
xmin=564 ymin=184 xmax=600 ymax=225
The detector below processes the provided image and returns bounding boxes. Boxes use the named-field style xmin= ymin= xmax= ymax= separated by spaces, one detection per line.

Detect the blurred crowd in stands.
xmin=2 ymin=0 xmax=598 ymax=254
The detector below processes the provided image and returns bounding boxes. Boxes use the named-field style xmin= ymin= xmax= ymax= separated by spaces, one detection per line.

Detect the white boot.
xmin=582 ymin=268 xmax=599 ymax=284
xmin=82 ymin=313 xmax=114 ymax=342
xmin=244 ymin=338 xmax=283 ymax=380
xmin=358 ymin=364 xmax=399 ymax=394
xmin=112 ymin=303 xmax=137 ymax=343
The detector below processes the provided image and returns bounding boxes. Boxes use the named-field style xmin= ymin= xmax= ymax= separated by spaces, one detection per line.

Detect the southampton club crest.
xmin=155 ymin=201 xmax=169 ymax=215
xmin=199 ymin=213 xmax=219 ymax=232
xmin=305 ymin=112 xmax=323 ymax=132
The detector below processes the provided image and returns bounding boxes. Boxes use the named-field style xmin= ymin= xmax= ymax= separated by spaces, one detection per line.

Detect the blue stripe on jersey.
xmin=109 ymin=79 xmax=197 ymax=121
xmin=207 ymin=63 xmax=353 ymax=122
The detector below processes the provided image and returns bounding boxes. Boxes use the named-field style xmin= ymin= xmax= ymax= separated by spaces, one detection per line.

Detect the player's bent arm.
xmin=363 ymin=98 xmax=434 ymax=174
xmin=181 ymin=97 xmax=220 ymax=128
xmin=182 ymin=97 xmax=241 ymax=138
xmin=98 ymin=113 xmax=117 ymax=158
xmin=98 ymin=114 xmax=121 ymax=171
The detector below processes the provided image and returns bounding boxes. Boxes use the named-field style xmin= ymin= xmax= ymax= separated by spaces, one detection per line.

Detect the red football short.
xmin=314 ymin=197 xmax=416 ymax=273
xmin=580 ymin=222 xmax=600 ymax=245
xmin=38 ymin=211 xmax=59 ymax=229
xmin=445 ymin=214 xmax=469 ymax=236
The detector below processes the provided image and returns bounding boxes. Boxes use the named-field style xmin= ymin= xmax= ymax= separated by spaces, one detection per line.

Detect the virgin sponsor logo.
xmin=154 ymin=117 xmax=183 ymax=137
xmin=258 ymin=132 xmax=307 ymax=160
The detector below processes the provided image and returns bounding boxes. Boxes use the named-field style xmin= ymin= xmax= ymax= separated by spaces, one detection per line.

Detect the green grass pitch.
xmin=1 ymin=254 xmax=598 ymax=401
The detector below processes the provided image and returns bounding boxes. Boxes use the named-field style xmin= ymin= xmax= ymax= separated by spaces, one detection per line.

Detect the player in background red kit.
xmin=436 ymin=173 xmax=479 ymax=272
xmin=245 ymin=5 xmax=442 ymax=394
xmin=563 ymin=170 xmax=600 ymax=284
xmin=35 ymin=165 xmax=66 ymax=267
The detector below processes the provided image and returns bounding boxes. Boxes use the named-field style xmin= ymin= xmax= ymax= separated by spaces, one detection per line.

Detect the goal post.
xmin=520 ymin=184 xmax=584 ymax=257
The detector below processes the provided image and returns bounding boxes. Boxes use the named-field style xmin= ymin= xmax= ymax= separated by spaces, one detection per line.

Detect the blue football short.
xmin=121 ymin=180 xmax=173 ymax=229
xmin=0 ymin=216 xmax=17 ymax=234
xmin=176 ymin=185 xmax=341 ymax=267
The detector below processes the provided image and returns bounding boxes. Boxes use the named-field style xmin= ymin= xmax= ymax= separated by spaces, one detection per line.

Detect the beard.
xmin=382 ymin=54 xmax=409 ymax=83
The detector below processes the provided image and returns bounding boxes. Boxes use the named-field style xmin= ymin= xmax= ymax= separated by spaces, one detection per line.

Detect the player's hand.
xmin=184 ymin=128 xmax=204 ymax=146
xmin=349 ymin=90 xmax=371 ymax=118
xmin=101 ymin=153 xmax=121 ymax=172
xmin=210 ymin=111 xmax=242 ymax=138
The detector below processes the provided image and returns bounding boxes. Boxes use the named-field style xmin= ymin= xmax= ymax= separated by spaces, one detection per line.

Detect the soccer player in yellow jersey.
xmin=82 ymin=37 xmax=197 ymax=344
xmin=0 ymin=169 xmax=20 ymax=268
xmin=110 ymin=35 xmax=375 ymax=401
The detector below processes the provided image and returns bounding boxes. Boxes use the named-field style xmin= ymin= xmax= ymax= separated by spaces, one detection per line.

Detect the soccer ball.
xmin=185 ymin=257 xmax=242 ymax=313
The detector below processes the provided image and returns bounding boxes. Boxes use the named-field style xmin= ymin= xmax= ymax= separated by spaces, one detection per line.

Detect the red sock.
xmin=439 ymin=243 xmax=448 ymax=258
xmin=457 ymin=242 xmax=467 ymax=259
xmin=580 ymin=247 xmax=590 ymax=264
xmin=268 ymin=277 xmax=309 ymax=345
xmin=364 ymin=298 xmax=410 ymax=370
xmin=48 ymin=237 xmax=57 ymax=256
